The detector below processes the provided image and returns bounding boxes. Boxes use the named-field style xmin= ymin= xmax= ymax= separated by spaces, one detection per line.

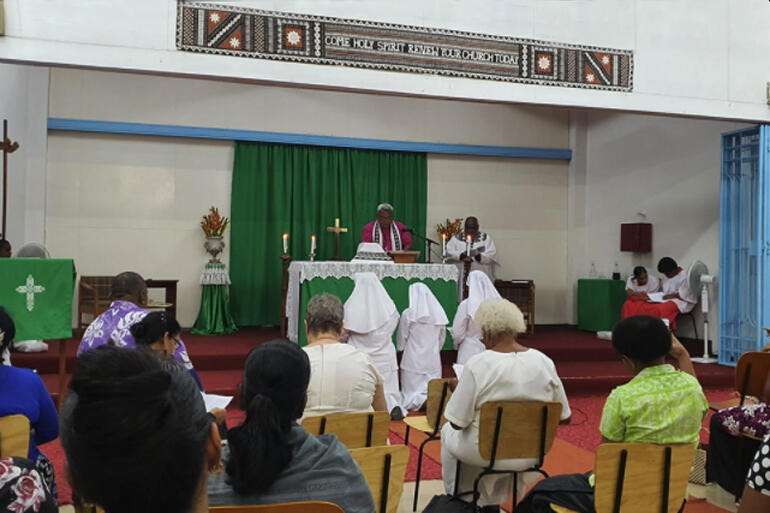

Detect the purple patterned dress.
xmin=77 ymin=300 xmax=195 ymax=370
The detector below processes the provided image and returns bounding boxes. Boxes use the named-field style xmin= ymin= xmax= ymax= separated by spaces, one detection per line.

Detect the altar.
xmin=286 ymin=261 xmax=459 ymax=346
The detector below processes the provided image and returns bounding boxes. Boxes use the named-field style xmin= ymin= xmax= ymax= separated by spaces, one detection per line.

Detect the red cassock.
xmin=621 ymin=297 xmax=681 ymax=330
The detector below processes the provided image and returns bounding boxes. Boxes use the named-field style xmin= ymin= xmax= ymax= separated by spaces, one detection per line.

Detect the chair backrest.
xmin=735 ymin=351 xmax=770 ymax=401
xmin=348 ymin=445 xmax=409 ymax=513
xmin=0 ymin=415 xmax=30 ymax=458
xmin=425 ymin=378 xmax=453 ymax=433
xmin=477 ymin=401 xmax=561 ymax=464
xmin=593 ymin=443 xmax=695 ymax=513
xmin=301 ymin=411 xmax=390 ymax=449
xmin=210 ymin=502 xmax=344 ymax=513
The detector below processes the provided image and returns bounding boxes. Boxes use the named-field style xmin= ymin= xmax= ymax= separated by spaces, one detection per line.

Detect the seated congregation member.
xmin=302 ymin=293 xmax=387 ymax=418
xmin=624 ymin=266 xmax=660 ymax=300
xmin=343 ymin=272 xmax=405 ymax=419
xmin=0 ymin=307 xmax=59 ymax=499
xmin=516 ymin=315 xmax=707 ymax=513
xmin=60 ymin=346 xmax=222 ymax=513
xmin=450 ymin=270 xmax=501 ymax=365
xmin=209 ymin=341 xmax=375 ymax=513
xmin=441 ymin=299 xmax=571 ymax=512
xmin=397 ymin=283 xmax=448 ymax=411
xmin=620 ymin=257 xmax=696 ymax=330
xmin=0 ymin=457 xmax=57 ymax=513
xmin=77 ymin=271 xmax=202 ymax=388
xmin=737 ymin=434 xmax=770 ymax=513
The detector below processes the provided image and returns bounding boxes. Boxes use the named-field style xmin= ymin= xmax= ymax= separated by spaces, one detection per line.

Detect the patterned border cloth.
xmin=0 ymin=457 xmax=57 ymax=513
xmin=177 ymin=2 xmax=633 ymax=91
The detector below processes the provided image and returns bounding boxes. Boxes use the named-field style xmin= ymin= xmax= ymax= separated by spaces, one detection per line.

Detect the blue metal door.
xmin=719 ymin=126 xmax=770 ymax=365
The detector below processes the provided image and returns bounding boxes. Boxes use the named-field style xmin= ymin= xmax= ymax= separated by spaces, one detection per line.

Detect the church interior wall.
xmin=1 ymin=1 xmax=768 ymax=121
xmin=45 ymin=68 xmax=571 ymax=326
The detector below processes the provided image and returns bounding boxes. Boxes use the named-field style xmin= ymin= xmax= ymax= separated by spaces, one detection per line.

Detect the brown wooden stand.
xmin=57 ymin=338 xmax=67 ymax=409
xmin=280 ymin=253 xmax=292 ymax=337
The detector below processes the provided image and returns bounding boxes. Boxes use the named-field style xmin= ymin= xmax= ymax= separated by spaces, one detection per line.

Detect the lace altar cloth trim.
xmin=286 ymin=261 xmax=457 ymax=342
xmin=200 ymin=264 xmax=231 ymax=285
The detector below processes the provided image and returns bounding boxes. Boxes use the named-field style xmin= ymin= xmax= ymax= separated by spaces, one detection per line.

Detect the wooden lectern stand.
xmin=388 ymin=251 xmax=420 ymax=264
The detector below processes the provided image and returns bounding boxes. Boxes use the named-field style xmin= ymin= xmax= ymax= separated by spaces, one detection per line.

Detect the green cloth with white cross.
xmin=0 ymin=259 xmax=74 ymax=340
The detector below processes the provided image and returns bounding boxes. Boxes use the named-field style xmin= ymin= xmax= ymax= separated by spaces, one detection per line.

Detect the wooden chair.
xmin=549 ymin=443 xmax=695 ymax=513
xmin=453 ymin=401 xmax=562 ymax=511
xmin=494 ymin=280 xmax=536 ymax=335
xmin=210 ymin=502 xmax=344 ymax=513
xmin=0 ymin=415 xmax=30 ymax=458
xmin=708 ymin=351 xmax=770 ymax=411
xmin=78 ymin=276 xmax=114 ymax=330
xmin=349 ymin=445 xmax=409 ymax=513
xmin=301 ymin=411 xmax=390 ymax=449
xmin=402 ymin=378 xmax=453 ymax=511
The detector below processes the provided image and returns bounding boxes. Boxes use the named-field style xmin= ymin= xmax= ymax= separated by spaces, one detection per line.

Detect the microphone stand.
xmin=404 ymin=229 xmax=442 ymax=263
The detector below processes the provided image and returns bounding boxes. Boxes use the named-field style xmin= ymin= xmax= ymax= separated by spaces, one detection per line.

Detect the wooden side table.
xmin=494 ymin=279 xmax=536 ymax=335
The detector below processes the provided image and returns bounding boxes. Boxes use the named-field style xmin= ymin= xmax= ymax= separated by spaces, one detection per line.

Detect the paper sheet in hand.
xmin=201 ymin=392 xmax=233 ymax=411
xmin=646 ymin=292 xmax=665 ymax=303
xmin=452 ymin=364 xmax=464 ymax=379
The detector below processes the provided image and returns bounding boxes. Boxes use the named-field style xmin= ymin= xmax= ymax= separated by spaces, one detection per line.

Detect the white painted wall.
xmin=0 ymin=63 xmax=48 ymax=247
xmin=1 ymin=1 xmax=769 ymax=121
xmin=567 ymin=112 xmax=751 ymax=344
xmin=46 ymin=69 xmax=570 ymax=326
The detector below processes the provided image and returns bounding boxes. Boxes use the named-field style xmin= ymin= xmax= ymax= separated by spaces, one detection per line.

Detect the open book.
xmin=646 ymin=292 xmax=665 ymax=303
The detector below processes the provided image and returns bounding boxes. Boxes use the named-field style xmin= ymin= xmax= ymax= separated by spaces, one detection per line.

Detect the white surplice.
xmin=397 ymin=283 xmax=449 ymax=411
xmin=344 ymin=272 xmax=404 ymax=414
xmin=446 ymin=233 xmax=499 ymax=300
xmin=661 ymin=268 xmax=697 ymax=313
xmin=450 ymin=271 xmax=501 ymax=365
xmin=625 ymin=275 xmax=660 ymax=294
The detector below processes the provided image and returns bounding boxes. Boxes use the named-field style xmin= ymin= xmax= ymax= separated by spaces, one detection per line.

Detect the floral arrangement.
xmin=436 ymin=218 xmax=463 ymax=239
xmin=200 ymin=206 xmax=229 ymax=237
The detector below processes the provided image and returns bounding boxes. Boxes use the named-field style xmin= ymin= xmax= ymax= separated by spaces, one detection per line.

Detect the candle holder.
xmin=309 ymin=251 xmax=316 ymax=262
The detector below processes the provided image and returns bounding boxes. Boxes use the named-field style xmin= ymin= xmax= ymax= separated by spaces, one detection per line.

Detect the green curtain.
xmin=230 ymin=142 xmax=428 ymax=326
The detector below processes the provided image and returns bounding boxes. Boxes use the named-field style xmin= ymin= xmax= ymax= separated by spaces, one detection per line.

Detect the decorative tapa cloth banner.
xmin=177 ymin=2 xmax=633 ymax=91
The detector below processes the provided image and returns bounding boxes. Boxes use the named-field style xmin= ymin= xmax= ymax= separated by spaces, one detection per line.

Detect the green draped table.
xmin=191 ymin=263 xmax=238 ymax=335
xmin=287 ymin=261 xmax=458 ymax=347
xmin=577 ymin=278 xmax=627 ymax=332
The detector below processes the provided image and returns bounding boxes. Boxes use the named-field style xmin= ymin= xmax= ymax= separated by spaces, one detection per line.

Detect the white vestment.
xmin=625 ymin=275 xmax=660 ymax=294
xmin=441 ymin=349 xmax=571 ymax=506
xmin=397 ymin=283 xmax=449 ymax=411
xmin=661 ymin=269 xmax=697 ymax=313
xmin=344 ymin=272 xmax=404 ymax=414
xmin=446 ymin=233 xmax=499 ymax=300
xmin=450 ymin=271 xmax=501 ymax=365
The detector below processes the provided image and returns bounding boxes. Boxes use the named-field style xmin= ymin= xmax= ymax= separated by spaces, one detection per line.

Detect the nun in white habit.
xmin=397 ymin=283 xmax=449 ymax=411
xmin=343 ymin=272 xmax=405 ymax=418
xmin=450 ymin=271 xmax=502 ymax=365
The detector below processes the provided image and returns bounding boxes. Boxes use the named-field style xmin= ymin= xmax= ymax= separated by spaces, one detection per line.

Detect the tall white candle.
xmin=311 ymin=234 xmax=316 ymax=253
xmin=465 ymin=234 xmax=472 ymax=257
xmin=441 ymin=233 xmax=447 ymax=257
xmin=282 ymin=233 xmax=289 ymax=254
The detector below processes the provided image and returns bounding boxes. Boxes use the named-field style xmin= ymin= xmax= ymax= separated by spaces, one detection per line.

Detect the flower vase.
xmin=204 ymin=236 xmax=225 ymax=263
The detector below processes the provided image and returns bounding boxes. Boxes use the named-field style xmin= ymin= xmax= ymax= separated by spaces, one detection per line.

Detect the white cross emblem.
xmin=15 ymin=274 xmax=46 ymax=312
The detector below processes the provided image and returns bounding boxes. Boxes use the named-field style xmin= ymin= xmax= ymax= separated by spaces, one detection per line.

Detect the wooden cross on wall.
xmin=1 ymin=120 xmax=20 ymax=238
xmin=326 ymin=218 xmax=348 ymax=261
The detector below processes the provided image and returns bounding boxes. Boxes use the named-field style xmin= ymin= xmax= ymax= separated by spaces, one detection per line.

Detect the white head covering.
xmin=466 ymin=270 xmax=501 ymax=317
xmin=343 ymin=272 xmax=397 ymax=333
xmin=406 ymin=283 xmax=449 ymax=325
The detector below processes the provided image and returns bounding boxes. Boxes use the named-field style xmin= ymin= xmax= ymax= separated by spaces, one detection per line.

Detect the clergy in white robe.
xmin=397 ymin=283 xmax=449 ymax=411
xmin=446 ymin=217 xmax=499 ymax=300
xmin=450 ymin=271 xmax=502 ymax=365
xmin=343 ymin=272 xmax=405 ymax=418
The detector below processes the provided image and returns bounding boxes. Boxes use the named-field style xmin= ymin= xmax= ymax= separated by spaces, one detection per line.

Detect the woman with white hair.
xmin=451 ymin=270 xmax=502 ymax=365
xmin=397 ymin=283 xmax=449 ymax=410
xmin=441 ymin=298 xmax=572 ymax=512
xmin=302 ymin=293 xmax=387 ymax=418
xmin=343 ymin=272 xmax=405 ymax=419
xmin=360 ymin=203 xmax=413 ymax=251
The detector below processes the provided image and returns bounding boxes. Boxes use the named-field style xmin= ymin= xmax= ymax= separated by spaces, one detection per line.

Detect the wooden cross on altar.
xmin=1 ymin=120 xmax=20 ymax=238
xmin=326 ymin=218 xmax=348 ymax=261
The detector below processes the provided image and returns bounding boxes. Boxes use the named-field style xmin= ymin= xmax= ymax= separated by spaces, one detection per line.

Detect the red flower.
xmin=9 ymin=472 xmax=47 ymax=513
xmin=0 ymin=459 xmax=21 ymax=489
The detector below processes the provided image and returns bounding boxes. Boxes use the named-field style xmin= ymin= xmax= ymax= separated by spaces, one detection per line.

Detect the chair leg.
xmin=404 ymin=425 xmax=410 ymax=446
xmin=412 ymin=436 xmax=432 ymax=512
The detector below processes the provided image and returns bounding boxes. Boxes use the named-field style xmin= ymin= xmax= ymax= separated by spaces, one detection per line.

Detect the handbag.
xmin=422 ymin=494 xmax=476 ymax=513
